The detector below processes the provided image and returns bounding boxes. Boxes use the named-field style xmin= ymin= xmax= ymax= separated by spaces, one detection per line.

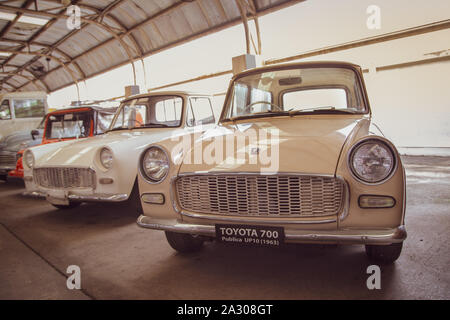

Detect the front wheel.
xmin=365 ymin=242 xmax=403 ymax=264
xmin=51 ymin=202 xmax=82 ymax=210
xmin=165 ymin=231 xmax=204 ymax=253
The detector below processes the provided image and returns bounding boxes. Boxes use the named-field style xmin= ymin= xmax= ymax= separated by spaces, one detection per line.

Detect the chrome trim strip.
xmin=68 ymin=193 xmax=128 ymax=202
xmin=180 ymin=210 xmax=337 ymax=225
xmin=22 ymin=191 xmax=45 ymax=198
xmin=29 ymin=192 xmax=129 ymax=202
xmin=171 ymin=172 xmax=349 ymax=225
xmin=137 ymin=215 xmax=407 ymax=244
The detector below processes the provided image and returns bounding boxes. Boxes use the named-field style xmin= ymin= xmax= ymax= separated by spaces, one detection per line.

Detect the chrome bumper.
xmin=24 ymin=191 xmax=128 ymax=202
xmin=67 ymin=193 xmax=128 ymax=202
xmin=137 ymin=215 xmax=407 ymax=245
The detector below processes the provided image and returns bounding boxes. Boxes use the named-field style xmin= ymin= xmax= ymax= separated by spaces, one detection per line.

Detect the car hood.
xmin=179 ymin=116 xmax=366 ymax=175
xmin=34 ymin=128 xmax=183 ymax=168
xmin=0 ymin=129 xmax=43 ymax=152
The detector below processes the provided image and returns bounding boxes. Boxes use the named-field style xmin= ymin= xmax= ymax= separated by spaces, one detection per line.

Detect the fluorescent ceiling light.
xmin=0 ymin=52 xmax=12 ymax=57
xmin=0 ymin=12 xmax=49 ymax=26
xmin=19 ymin=15 xmax=49 ymax=26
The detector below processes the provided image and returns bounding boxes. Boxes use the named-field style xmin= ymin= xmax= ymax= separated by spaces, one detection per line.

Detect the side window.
xmin=13 ymin=99 xmax=45 ymax=118
xmin=0 ymin=100 xmax=11 ymax=120
xmin=188 ymin=97 xmax=215 ymax=126
xmin=96 ymin=112 xmax=115 ymax=134
xmin=155 ymin=97 xmax=182 ymax=125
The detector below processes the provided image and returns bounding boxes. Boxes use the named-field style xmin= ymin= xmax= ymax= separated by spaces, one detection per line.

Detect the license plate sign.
xmin=215 ymin=224 xmax=284 ymax=247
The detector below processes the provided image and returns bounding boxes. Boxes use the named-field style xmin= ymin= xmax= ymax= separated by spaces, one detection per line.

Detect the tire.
xmin=0 ymin=174 xmax=7 ymax=181
xmin=165 ymin=231 xmax=204 ymax=253
xmin=51 ymin=202 xmax=82 ymax=210
xmin=365 ymin=242 xmax=403 ymax=264
xmin=128 ymin=179 xmax=143 ymax=215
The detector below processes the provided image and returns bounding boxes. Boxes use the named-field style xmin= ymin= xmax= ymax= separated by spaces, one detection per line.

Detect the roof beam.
xmin=0 ymin=0 xmax=83 ymax=92
xmin=0 ymin=2 xmax=138 ymax=84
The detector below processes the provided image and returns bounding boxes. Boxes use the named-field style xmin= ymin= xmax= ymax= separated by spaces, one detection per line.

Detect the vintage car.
xmin=22 ymin=91 xmax=216 ymax=210
xmin=11 ymin=105 xmax=117 ymax=180
xmin=0 ymin=91 xmax=48 ymax=140
xmin=136 ymin=61 xmax=407 ymax=264
xmin=0 ymin=117 xmax=44 ymax=181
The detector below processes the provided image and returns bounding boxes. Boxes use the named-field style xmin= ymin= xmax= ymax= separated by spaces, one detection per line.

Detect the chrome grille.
xmin=0 ymin=154 xmax=16 ymax=167
xmin=176 ymin=174 xmax=344 ymax=217
xmin=34 ymin=167 xmax=96 ymax=189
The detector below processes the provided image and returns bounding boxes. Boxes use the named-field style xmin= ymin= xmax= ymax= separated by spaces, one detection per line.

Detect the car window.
xmin=187 ymin=97 xmax=215 ymax=126
xmin=96 ymin=111 xmax=115 ymax=134
xmin=13 ymin=99 xmax=46 ymax=118
xmin=250 ymin=88 xmax=272 ymax=113
xmin=222 ymin=67 xmax=366 ymax=121
xmin=155 ymin=97 xmax=182 ymax=124
xmin=283 ymin=88 xmax=348 ymax=110
xmin=45 ymin=112 xmax=91 ymax=139
xmin=109 ymin=95 xmax=183 ymax=130
xmin=0 ymin=100 xmax=11 ymax=120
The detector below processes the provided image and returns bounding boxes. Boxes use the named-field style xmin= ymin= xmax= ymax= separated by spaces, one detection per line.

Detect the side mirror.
xmin=31 ymin=129 xmax=39 ymax=140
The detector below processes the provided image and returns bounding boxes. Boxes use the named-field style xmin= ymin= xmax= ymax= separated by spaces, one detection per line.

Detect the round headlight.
xmin=349 ymin=139 xmax=396 ymax=183
xmin=141 ymin=146 xmax=169 ymax=183
xmin=100 ymin=148 xmax=114 ymax=169
xmin=24 ymin=150 xmax=34 ymax=169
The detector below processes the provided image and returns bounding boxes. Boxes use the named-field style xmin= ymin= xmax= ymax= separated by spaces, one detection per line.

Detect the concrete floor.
xmin=0 ymin=156 xmax=448 ymax=300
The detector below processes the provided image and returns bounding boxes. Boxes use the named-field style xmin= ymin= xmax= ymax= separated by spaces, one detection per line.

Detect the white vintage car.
xmin=136 ymin=62 xmax=407 ymax=264
xmin=23 ymin=91 xmax=216 ymax=210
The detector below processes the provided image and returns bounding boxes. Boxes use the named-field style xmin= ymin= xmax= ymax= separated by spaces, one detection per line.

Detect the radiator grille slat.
xmin=0 ymin=154 xmax=16 ymax=167
xmin=34 ymin=167 xmax=96 ymax=189
xmin=176 ymin=175 xmax=344 ymax=217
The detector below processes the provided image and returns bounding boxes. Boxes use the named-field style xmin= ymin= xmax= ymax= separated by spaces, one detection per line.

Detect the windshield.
xmin=109 ymin=95 xmax=183 ymax=131
xmin=221 ymin=66 xmax=367 ymax=121
xmin=45 ymin=111 xmax=92 ymax=139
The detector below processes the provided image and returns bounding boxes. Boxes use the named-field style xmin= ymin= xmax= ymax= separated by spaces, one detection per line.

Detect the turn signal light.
xmin=141 ymin=193 xmax=165 ymax=205
xmin=99 ymin=178 xmax=114 ymax=184
xmin=359 ymin=195 xmax=395 ymax=208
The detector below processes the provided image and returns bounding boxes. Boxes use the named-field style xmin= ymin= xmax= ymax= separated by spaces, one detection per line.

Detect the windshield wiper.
xmin=139 ymin=122 xmax=171 ymax=128
xmin=108 ymin=127 xmax=129 ymax=132
xmin=289 ymin=106 xmax=358 ymax=115
xmin=225 ymin=110 xmax=291 ymax=122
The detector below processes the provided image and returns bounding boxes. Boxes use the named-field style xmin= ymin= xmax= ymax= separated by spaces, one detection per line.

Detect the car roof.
xmin=232 ymin=61 xmax=363 ymax=80
xmin=122 ymin=90 xmax=211 ymax=102
xmin=47 ymin=105 xmax=117 ymax=115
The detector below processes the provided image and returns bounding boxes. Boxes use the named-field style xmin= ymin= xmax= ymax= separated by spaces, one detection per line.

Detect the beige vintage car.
xmin=136 ymin=61 xmax=406 ymax=264
xmin=23 ymin=91 xmax=215 ymax=210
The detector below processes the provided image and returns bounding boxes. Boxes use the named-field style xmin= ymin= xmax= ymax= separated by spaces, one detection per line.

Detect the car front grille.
xmin=34 ymin=167 xmax=96 ymax=189
xmin=0 ymin=154 xmax=17 ymax=167
xmin=175 ymin=174 xmax=345 ymax=217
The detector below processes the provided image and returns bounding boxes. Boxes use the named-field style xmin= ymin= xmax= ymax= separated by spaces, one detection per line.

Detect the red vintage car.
xmin=9 ymin=105 xmax=117 ymax=179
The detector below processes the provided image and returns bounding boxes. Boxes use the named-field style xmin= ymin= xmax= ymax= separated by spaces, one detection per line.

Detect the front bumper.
xmin=137 ymin=215 xmax=407 ymax=245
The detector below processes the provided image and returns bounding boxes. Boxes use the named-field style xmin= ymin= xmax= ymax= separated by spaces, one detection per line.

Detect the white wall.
xmin=48 ymin=0 xmax=450 ymax=154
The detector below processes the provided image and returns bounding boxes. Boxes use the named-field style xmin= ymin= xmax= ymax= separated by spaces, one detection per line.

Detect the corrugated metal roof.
xmin=0 ymin=0 xmax=303 ymax=94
